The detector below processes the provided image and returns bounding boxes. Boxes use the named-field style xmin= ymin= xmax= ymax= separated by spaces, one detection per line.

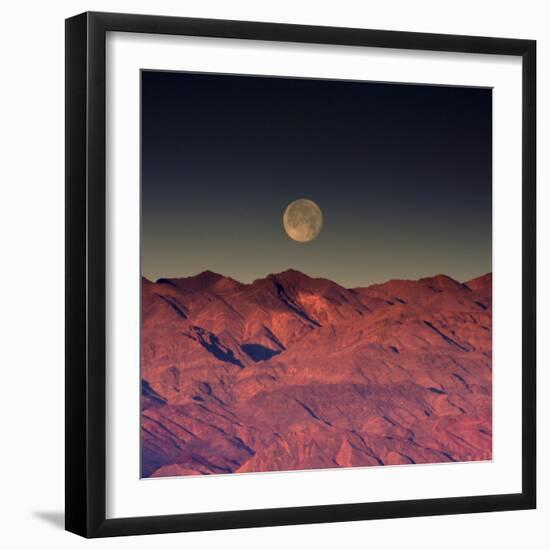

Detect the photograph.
xmin=140 ymin=70 xmax=493 ymax=478
xmin=0 ymin=1 xmax=541 ymax=545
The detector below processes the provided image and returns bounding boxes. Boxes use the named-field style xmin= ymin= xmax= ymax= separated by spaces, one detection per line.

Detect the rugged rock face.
xmin=141 ymin=270 xmax=492 ymax=477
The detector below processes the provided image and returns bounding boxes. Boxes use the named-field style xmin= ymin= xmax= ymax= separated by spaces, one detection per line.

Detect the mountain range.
xmin=141 ymin=269 xmax=492 ymax=477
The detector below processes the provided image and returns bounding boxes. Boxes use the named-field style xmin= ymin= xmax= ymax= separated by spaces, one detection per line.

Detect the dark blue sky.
xmin=141 ymin=70 xmax=491 ymax=287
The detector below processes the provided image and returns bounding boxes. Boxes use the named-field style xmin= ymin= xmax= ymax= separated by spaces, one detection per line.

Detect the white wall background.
xmin=0 ymin=1 xmax=546 ymax=548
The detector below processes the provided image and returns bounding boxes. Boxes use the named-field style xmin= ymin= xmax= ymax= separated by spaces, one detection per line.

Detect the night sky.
xmin=141 ymin=70 xmax=492 ymax=288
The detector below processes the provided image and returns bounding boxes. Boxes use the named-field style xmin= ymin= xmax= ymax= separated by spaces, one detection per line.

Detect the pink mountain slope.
xmin=141 ymin=270 xmax=492 ymax=477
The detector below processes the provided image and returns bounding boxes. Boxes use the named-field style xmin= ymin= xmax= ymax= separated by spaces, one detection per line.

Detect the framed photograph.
xmin=65 ymin=11 xmax=536 ymax=538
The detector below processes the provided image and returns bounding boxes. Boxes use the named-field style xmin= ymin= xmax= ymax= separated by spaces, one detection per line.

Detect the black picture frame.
xmin=65 ymin=11 xmax=536 ymax=538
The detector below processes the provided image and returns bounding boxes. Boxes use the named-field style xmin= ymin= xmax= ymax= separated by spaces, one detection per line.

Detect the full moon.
xmin=283 ymin=199 xmax=323 ymax=243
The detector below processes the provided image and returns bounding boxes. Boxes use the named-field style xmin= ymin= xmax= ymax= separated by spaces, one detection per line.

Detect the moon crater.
xmin=283 ymin=199 xmax=323 ymax=243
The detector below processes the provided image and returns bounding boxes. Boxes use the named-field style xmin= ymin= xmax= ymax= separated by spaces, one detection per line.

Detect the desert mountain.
xmin=141 ymin=270 xmax=492 ymax=477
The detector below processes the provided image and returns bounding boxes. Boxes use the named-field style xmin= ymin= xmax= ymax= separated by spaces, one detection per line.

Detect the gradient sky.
xmin=141 ymin=70 xmax=492 ymax=288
